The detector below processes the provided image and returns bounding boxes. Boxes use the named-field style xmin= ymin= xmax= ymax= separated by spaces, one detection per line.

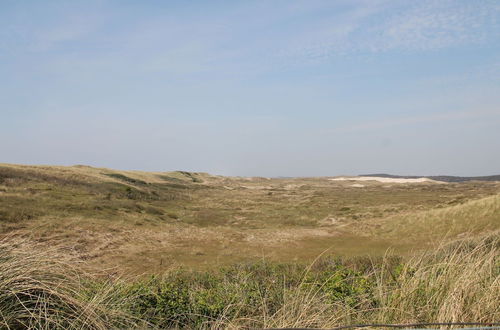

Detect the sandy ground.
xmin=330 ymin=176 xmax=443 ymax=184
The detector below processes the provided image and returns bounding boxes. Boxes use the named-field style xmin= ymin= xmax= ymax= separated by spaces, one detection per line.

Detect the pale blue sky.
xmin=1 ymin=0 xmax=500 ymax=176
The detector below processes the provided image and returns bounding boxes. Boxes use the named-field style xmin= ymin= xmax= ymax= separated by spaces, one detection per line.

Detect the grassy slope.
xmin=1 ymin=163 xmax=499 ymax=274
xmin=374 ymin=193 xmax=500 ymax=239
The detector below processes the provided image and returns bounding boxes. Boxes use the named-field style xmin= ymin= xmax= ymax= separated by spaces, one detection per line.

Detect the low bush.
xmin=0 ymin=233 xmax=498 ymax=329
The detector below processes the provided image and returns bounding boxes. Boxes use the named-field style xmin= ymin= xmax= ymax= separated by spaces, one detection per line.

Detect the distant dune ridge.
xmin=331 ymin=174 xmax=500 ymax=184
xmin=330 ymin=176 xmax=438 ymax=184
xmin=359 ymin=173 xmax=500 ymax=183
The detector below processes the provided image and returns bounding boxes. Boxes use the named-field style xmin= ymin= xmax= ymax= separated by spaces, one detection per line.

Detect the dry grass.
xmin=0 ymin=236 xmax=137 ymax=329
xmin=375 ymin=194 xmax=500 ymax=241
xmin=376 ymin=234 xmax=500 ymax=324
xmin=0 ymin=232 xmax=498 ymax=328
xmin=1 ymin=163 xmax=499 ymax=273
xmin=222 ymin=233 xmax=500 ymax=328
xmin=1 ymin=164 xmax=499 ymax=328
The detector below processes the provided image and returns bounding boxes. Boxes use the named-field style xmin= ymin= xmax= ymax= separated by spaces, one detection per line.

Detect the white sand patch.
xmin=350 ymin=183 xmax=365 ymax=188
xmin=330 ymin=176 xmax=444 ymax=184
xmin=241 ymin=185 xmax=273 ymax=190
xmin=284 ymin=184 xmax=305 ymax=190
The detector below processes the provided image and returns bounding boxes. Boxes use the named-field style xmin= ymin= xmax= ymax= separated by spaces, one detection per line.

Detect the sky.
xmin=1 ymin=0 xmax=500 ymax=177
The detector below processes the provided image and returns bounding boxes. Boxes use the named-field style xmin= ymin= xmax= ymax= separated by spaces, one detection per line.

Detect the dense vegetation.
xmin=1 ymin=233 xmax=498 ymax=329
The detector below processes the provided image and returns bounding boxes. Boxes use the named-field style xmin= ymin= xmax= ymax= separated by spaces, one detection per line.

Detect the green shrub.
xmin=130 ymin=276 xmax=192 ymax=328
xmin=1 ymin=234 xmax=499 ymax=329
xmin=304 ymin=265 xmax=375 ymax=308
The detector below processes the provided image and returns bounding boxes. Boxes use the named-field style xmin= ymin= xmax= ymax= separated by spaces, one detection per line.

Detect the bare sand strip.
xmin=330 ymin=176 xmax=445 ymax=184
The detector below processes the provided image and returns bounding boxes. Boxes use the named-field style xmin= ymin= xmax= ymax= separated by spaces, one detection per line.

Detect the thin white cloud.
xmin=371 ymin=0 xmax=498 ymax=51
xmin=283 ymin=0 xmax=500 ymax=61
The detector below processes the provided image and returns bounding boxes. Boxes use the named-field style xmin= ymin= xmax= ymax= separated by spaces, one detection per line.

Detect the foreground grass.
xmin=0 ymin=237 xmax=139 ymax=329
xmin=1 ymin=233 xmax=498 ymax=329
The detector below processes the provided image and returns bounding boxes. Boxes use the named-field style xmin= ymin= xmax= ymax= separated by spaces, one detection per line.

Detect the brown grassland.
xmin=0 ymin=163 xmax=499 ymax=328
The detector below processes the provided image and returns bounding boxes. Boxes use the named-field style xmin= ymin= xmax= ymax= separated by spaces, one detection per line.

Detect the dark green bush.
xmin=120 ymin=260 xmax=383 ymax=328
xmin=305 ymin=265 xmax=375 ymax=308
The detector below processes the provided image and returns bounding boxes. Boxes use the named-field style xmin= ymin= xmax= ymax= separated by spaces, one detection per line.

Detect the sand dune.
xmin=330 ymin=176 xmax=443 ymax=184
